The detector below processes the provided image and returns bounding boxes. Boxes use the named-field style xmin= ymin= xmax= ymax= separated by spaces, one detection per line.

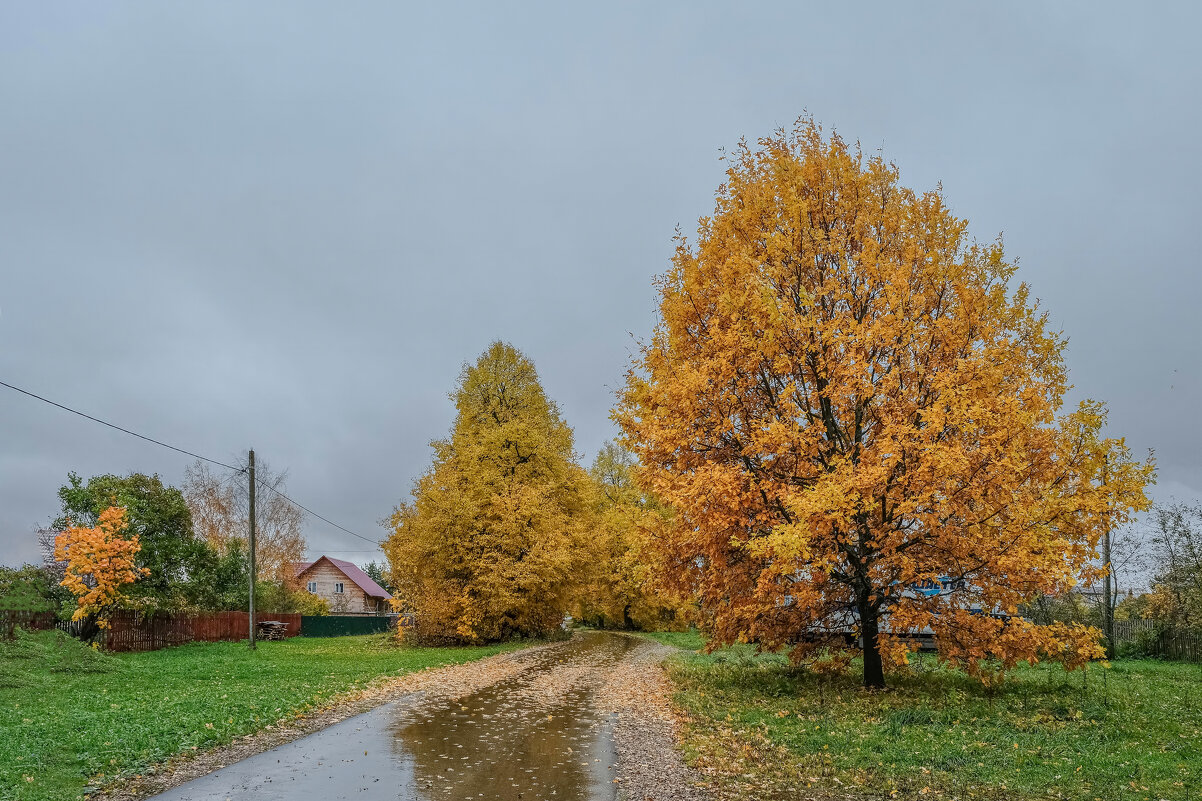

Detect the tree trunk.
xmin=859 ymin=601 xmax=885 ymax=689
xmin=78 ymin=613 xmax=101 ymax=644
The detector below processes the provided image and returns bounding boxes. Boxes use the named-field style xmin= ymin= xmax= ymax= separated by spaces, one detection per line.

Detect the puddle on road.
xmin=147 ymin=632 xmax=636 ymax=801
xmin=388 ymin=631 xmax=635 ymax=801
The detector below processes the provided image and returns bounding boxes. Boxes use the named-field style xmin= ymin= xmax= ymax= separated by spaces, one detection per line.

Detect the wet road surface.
xmin=149 ymin=632 xmax=639 ymax=801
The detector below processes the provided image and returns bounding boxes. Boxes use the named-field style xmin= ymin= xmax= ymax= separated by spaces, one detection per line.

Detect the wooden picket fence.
xmin=101 ymin=611 xmax=302 ymax=652
xmin=3 ymin=609 xmax=389 ymax=652
xmin=1112 ymin=619 xmax=1156 ymax=643
xmin=1138 ymin=627 xmax=1202 ymax=663
xmin=1156 ymin=630 xmax=1202 ymax=662
xmin=1112 ymin=618 xmax=1202 ymax=663
xmin=0 ymin=609 xmax=58 ymax=639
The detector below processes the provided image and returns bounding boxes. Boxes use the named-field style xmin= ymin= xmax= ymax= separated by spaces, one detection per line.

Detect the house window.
xmin=307 ymin=581 xmax=317 ymax=593
xmin=334 ymin=582 xmax=344 ymax=594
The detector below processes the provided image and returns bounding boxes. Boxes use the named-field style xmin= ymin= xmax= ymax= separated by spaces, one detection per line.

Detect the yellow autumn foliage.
xmin=617 ymin=119 xmax=1155 ymax=687
xmin=54 ymin=505 xmax=148 ymax=628
xmin=574 ymin=442 xmax=694 ymax=631
xmin=385 ymin=342 xmax=592 ymax=643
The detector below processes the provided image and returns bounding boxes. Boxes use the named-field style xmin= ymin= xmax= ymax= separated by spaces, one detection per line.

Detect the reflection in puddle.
xmin=144 ymin=632 xmax=636 ymax=801
xmin=389 ymin=632 xmax=634 ymax=800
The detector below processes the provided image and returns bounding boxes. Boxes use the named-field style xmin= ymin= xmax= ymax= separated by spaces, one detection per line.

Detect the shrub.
xmin=292 ymin=591 xmax=330 ymax=616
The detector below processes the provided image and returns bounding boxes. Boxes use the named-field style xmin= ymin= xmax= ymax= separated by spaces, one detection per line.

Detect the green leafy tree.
xmin=361 ymin=561 xmax=395 ymax=595
xmin=163 ymin=537 xmax=316 ymax=614
xmin=0 ymin=565 xmax=60 ymax=612
xmin=184 ymin=538 xmax=253 ymax=611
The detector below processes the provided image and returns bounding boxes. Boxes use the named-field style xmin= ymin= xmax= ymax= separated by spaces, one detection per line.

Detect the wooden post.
xmin=1101 ymin=456 xmax=1114 ymax=659
xmin=248 ymin=449 xmax=257 ymax=650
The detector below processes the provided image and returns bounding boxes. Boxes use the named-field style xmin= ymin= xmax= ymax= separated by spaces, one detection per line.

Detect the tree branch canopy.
xmin=384 ymin=341 xmax=592 ymax=643
xmin=617 ymin=119 xmax=1155 ymax=687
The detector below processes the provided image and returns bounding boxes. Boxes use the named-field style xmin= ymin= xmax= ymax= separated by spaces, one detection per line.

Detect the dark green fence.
xmin=300 ymin=615 xmax=394 ymax=637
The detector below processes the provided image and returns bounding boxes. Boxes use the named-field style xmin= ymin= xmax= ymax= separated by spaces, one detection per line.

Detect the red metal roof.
xmin=294 ymin=556 xmax=393 ymax=600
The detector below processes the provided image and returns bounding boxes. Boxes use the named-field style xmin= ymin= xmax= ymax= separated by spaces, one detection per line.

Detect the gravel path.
xmin=95 ymin=632 xmax=709 ymax=801
xmin=595 ymin=635 xmax=711 ymax=801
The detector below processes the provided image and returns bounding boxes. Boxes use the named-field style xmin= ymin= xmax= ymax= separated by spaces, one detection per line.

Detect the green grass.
xmin=0 ymin=629 xmax=529 ymax=801
xmin=641 ymin=631 xmax=1202 ymax=800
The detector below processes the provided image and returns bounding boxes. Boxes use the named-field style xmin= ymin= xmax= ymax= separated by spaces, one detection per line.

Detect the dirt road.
xmin=135 ymin=631 xmax=705 ymax=801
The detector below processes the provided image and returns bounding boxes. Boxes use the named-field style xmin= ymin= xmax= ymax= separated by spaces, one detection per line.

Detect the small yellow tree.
xmin=54 ymin=505 xmax=148 ymax=629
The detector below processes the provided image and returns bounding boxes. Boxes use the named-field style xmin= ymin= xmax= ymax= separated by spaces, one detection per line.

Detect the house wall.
xmin=299 ymin=561 xmax=382 ymax=614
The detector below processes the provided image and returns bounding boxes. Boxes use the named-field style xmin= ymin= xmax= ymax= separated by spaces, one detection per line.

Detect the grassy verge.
xmin=1 ymin=629 xmax=529 ymax=801
xmin=641 ymin=631 xmax=1202 ymax=800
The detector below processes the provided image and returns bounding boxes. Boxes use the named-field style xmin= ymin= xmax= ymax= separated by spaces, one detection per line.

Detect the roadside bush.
xmin=0 ymin=565 xmax=60 ymax=612
xmin=291 ymin=591 xmax=330 ymax=616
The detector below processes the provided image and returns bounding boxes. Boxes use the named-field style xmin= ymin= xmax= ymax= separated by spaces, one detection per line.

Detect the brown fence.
xmin=1113 ymin=618 xmax=1202 ymax=663
xmin=0 ymin=609 xmax=58 ymax=639
xmin=1112 ymin=619 xmax=1156 ymax=643
xmin=1138 ymin=627 xmax=1202 ymax=663
xmin=1156 ymin=630 xmax=1202 ymax=662
xmin=101 ymin=611 xmax=302 ymax=652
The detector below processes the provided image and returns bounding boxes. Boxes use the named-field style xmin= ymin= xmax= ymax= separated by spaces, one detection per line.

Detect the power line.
xmin=254 ymin=479 xmax=383 ymax=545
xmin=0 ymin=379 xmax=244 ymax=472
xmin=1 ymin=377 xmax=381 ymax=546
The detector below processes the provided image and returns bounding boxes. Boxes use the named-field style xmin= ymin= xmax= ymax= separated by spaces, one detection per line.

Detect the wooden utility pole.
xmin=1101 ymin=455 xmax=1114 ymax=659
xmin=248 ymin=448 xmax=257 ymax=650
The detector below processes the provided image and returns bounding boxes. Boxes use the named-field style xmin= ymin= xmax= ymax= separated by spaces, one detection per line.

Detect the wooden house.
xmin=294 ymin=556 xmax=392 ymax=614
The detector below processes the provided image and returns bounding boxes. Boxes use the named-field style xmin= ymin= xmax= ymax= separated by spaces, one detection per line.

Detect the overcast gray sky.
xmin=2 ymin=2 xmax=1199 ymax=568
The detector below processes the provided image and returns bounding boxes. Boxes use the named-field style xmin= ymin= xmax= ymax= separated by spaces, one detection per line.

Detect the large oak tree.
xmin=618 ymin=121 xmax=1153 ymax=687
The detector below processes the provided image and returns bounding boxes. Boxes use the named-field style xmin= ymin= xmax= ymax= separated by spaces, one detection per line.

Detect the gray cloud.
xmin=3 ymin=1 xmax=1199 ymax=567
